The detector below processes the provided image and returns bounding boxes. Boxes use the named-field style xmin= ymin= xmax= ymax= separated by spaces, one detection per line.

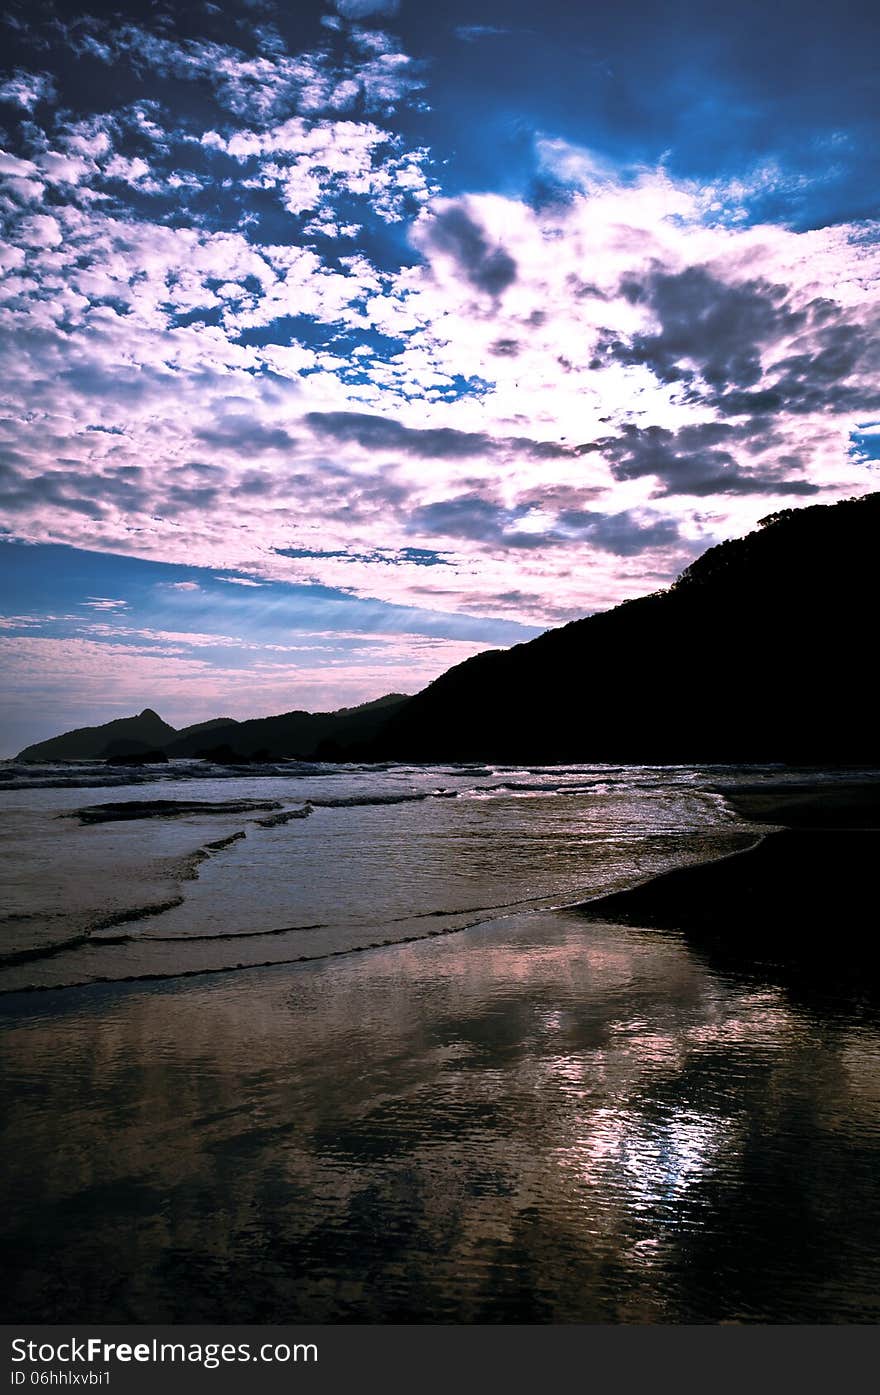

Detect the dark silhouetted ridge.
xmin=373 ymin=492 xmax=880 ymax=763
xmin=165 ymin=692 xmax=410 ymax=760
xmin=19 ymin=709 xmax=178 ymax=762
xmin=18 ymin=694 xmax=410 ymax=763
xmin=17 ymin=495 xmax=879 ymax=765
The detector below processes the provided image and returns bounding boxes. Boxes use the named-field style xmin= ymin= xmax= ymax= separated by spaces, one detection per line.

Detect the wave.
xmin=0 ymin=898 xmax=563 ymax=996
xmin=0 ymin=769 xmax=161 ymax=791
xmin=0 ymin=896 xmax=188 ymax=968
xmin=0 ymin=758 xmax=340 ymax=791
xmin=486 ymin=780 xmax=602 ymax=793
xmin=203 ymin=830 xmax=248 ymax=850
xmin=254 ymin=805 xmax=313 ymax=827
xmin=308 ymin=791 xmax=432 ymax=808
xmin=0 ymin=821 xmax=760 ymax=995
xmin=0 ymin=873 xmax=569 ymax=974
xmin=0 ymin=923 xmax=486 ymax=996
xmin=67 ymin=798 xmax=283 ymax=825
xmin=96 ymin=920 xmax=331 ymax=946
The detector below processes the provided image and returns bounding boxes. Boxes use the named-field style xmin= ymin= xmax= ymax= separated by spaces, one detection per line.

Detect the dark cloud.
xmin=306 ymin=411 xmax=491 ymax=458
xmin=0 ymin=461 xmax=150 ymax=517
xmin=160 ymin=482 xmax=222 ymax=510
xmin=318 ymin=473 xmax=411 ymax=523
xmin=60 ymin=361 xmax=164 ymax=404
xmin=490 ymin=589 xmax=541 ymax=606
xmin=601 ymin=266 xmax=880 ymax=423
xmin=305 ymin=411 xmax=578 ymax=460
xmin=410 ymin=495 xmax=511 ymax=542
xmin=555 ymin=509 xmax=684 ymax=554
xmin=421 ymin=206 xmax=517 ymax=296
xmin=598 ymin=421 xmax=821 ymax=496
xmin=194 ymin=420 xmax=296 ymax=453
xmin=718 ymin=317 xmax=880 ymax=417
xmin=410 ymin=493 xmax=684 ymax=555
xmin=603 ymin=266 xmax=807 ymax=391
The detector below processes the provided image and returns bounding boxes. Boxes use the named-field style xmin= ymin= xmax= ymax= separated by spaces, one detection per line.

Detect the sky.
xmin=1 ymin=0 xmax=879 ymax=752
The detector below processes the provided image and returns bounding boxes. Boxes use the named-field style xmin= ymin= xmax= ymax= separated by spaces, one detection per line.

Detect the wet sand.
xmin=3 ymin=903 xmax=880 ymax=1324
xmin=721 ymin=780 xmax=880 ymax=829
xmin=579 ymin=779 xmax=880 ymax=984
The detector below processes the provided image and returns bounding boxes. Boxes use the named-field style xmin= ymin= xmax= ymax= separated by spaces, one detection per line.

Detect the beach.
xmin=1 ymin=764 xmax=879 ymax=1323
xmin=580 ymin=779 xmax=880 ymax=988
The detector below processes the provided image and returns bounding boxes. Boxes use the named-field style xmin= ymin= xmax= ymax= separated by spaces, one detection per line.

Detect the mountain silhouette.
xmin=18 ymin=708 xmax=178 ymax=762
xmin=17 ymin=494 xmax=879 ymax=765
xmin=373 ymin=493 xmax=879 ymax=763
xmin=18 ymin=695 xmax=408 ymax=763
xmin=163 ymin=693 xmax=409 ymax=761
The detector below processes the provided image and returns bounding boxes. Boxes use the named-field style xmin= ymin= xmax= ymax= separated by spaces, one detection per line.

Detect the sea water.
xmin=1 ymin=761 xmax=879 ymax=1321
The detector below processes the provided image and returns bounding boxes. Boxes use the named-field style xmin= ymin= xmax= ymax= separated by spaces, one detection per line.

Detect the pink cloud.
xmin=0 ymin=23 xmax=876 ymax=648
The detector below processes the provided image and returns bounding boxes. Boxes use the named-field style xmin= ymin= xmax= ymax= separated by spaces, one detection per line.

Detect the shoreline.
xmin=578 ymin=779 xmax=880 ymax=984
xmin=2 ymin=775 xmax=880 ymax=1322
xmin=6 ymin=775 xmax=878 ymax=1001
xmin=0 ymin=764 xmax=764 ymax=998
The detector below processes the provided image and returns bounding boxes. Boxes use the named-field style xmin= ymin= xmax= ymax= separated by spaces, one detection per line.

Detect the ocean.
xmin=2 ymin=760 xmax=879 ymax=1321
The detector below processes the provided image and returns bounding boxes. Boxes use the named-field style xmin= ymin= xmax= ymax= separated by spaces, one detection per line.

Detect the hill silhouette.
xmin=18 ymin=708 xmax=177 ymax=762
xmin=374 ymin=492 xmax=880 ymax=763
xmin=17 ymin=494 xmax=879 ymax=765
xmin=163 ymin=693 xmax=409 ymax=761
xmin=18 ymin=695 xmax=409 ymax=763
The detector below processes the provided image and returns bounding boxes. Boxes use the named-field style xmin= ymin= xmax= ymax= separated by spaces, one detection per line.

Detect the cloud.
xmin=200 ymin=115 xmax=434 ymax=224
xmin=73 ymin=18 xmax=423 ymax=124
xmin=409 ymin=494 xmax=686 ymax=555
xmin=0 ymin=70 xmax=56 ymax=112
xmin=17 ymin=214 xmax=63 ymax=248
xmin=304 ymin=411 xmax=579 ymax=459
xmin=604 ymin=266 xmax=809 ymax=391
xmin=716 ymin=316 xmax=880 ymax=418
xmin=0 ymin=460 xmax=137 ymax=520
xmin=554 ymin=509 xmax=685 ymax=555
xmin=597 ymin=264 xmax=880 ymax=425
xmin=417 ymin=203 xmax=517 ymax=297
xmin=194 ymin=420 xmax=297 ymax=454
xmin=0 ymin=13 xmax=876 ymax=645
xmin=596 ymin=422 xmax=823 ymax=497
